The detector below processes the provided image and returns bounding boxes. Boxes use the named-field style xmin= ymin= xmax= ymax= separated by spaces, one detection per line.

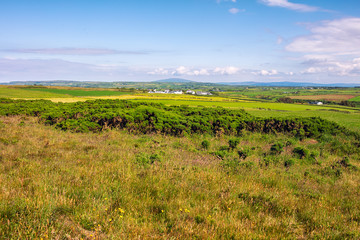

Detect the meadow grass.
xmin=23 ymin=88 xmax=133 ymax=97
xmin=350 ymin=96 xmax=360 ymax=102
xmin=0 ymin=86 xmax=70 ymax=98
xmin=1 ymin=116 xmax=360 ymax=239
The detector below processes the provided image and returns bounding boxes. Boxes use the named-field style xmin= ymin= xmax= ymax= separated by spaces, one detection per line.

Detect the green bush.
xmin=201 ymin=140 xmax=210 ymax=150
xmin=284 ymin=159 xmax=295 ymax=168
xmin=270 ymin=142 xmax=284 ymax=155
xmin=293 ymin=147 xmax=309 ymax=159
xmin=228 ymin=138 xmax=240 ymax=150
xmin=0 ymin=99 xmax=357 ymax=142
xmin=237 ymin=148 xmax=250 ymax=160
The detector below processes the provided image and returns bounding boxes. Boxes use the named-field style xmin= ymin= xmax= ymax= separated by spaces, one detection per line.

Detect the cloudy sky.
xmin=1 ymin=0 xmax=360 ymax=83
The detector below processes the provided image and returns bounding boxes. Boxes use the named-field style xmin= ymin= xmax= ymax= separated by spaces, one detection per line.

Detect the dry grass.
xmin=1 ymin=116 xmax=360 ymax=239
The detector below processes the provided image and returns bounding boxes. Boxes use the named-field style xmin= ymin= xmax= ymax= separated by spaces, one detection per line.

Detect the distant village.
xmin=148 ymin=89 xmax=213 ymax=96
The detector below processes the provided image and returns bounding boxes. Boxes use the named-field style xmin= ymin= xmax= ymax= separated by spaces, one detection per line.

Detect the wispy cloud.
xmin=286 ymin=18 xmax=360 ymax=77
xmin=259 ymin=0 xmax=319 ymax=12
xmin=148 ymin=66 xmax=240 ymax=76
xmin=286 ymin=18 xmax=360 ymax=54
xmin=0 ymin=58 xmax=133 ymax=81
xmin=4 ymin=48 xmax=149 ymax=55
xmin=217 ymin=0 xmax=237 ymax=3
xmin=228 ymin=8 xmax=245 ymax=14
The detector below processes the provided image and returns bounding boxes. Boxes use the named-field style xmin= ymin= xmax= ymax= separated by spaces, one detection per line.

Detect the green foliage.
xmin=0 ymin=99 xmax=358 ymax=142
xmin=228 ymin=138 xmax=240 ymax=150
xmin=200 ymin=140 xmax=210 ymax=150
xmin=237 ymin=148 xmax=250 ymax=160
xmin=284 ymin=158 xmax=295 ymax=168
xmin=135 ymin=153 xmax=161 ymax=166
xmin=270 ymin=142 xmax=284 ymax=155
xmin=293 ymin=147 xmax=309 ymax=159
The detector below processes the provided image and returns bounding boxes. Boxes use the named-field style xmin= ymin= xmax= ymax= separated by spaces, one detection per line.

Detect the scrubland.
xmin=1 ymin=114 xmax=360 ymax=239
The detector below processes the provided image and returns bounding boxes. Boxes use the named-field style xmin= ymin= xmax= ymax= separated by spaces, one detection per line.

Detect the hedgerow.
xmin=0 ymin=98 xmax=357 ymax=140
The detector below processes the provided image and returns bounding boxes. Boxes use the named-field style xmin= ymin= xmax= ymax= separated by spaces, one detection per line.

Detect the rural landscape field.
xmin=1 ymin=82 xmax=360 ymax=239
xmin=2 ymin=0 xmax=360 ymax=239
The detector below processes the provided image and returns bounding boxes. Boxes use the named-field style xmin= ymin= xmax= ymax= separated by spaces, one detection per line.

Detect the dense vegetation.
xmin=1 ymin=99 xmax=357 ymax=142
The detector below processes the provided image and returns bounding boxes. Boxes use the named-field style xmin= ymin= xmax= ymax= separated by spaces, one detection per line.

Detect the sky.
xmin=1 ymin=0 xmax=360 ymax=83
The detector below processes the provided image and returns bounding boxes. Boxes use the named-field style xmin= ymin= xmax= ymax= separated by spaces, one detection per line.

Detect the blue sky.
xmin=1 ymin=0 xmax=360 ymax=83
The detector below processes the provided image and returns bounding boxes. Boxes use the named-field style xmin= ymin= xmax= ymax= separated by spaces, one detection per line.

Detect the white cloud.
xmin=260 ymin=0 xmax=318 ymax=12
xmin=148 ymin=68 xmax=169 ymax=75
xmin=214 ymin=66 xmax=239 ymax=75
xmin=148 ymin=66 xmax=239 ymax=76
xmin=228 ymin=8 xmax=244 ymax=14
xmin=5 ymin=48 xmax=148 ymax=55
xmin=301 ymin=57 xmax=360 ymax=76
xmin=286 ymin=18 xmax=360 ymax=77
xmin=254 ymin=69 xmax=279 ymax=76
xmin=217 ymin=0 xmax=237 ymax=3
xmin=286 ymin=18 xmax=360 ymax=54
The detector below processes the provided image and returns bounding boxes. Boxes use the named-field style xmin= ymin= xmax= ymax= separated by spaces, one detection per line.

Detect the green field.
xmin=23 ymin=88 xmax=133 ymax=97
xmin=0 ymin=87 xmax=70 ymax=98
xmin=350 ymin=96 xmax=360 ymax=102
xmin=0 ymin=86 xmax=132 ymax=98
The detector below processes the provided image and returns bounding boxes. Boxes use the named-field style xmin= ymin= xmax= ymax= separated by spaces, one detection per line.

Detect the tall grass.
xmin=1 ymin=116 xmax=360 ymax=239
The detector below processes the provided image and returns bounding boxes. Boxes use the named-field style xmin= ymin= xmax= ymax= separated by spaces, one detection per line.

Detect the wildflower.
xmin=161 ymin=210 xmax=164 ymax=213
xmin=179 ymin=208 xmax=183 ymax=212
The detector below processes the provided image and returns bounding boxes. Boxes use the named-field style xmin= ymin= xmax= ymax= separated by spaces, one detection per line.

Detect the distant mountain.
xmin=2 ymin=79 xmax=359 ymax=88
xmin=152 ymin=78 xmax=196 ymax=83
xmin=218 ymin=81 xmax=360 ymax=87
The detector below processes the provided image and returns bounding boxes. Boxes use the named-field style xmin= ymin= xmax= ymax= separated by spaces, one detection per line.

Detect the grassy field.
xmin=0 ymin=86 xmax=70 ymax=98
xmin=0 ymin=86 xmax=132 ymax=98
xmin=1 ymin=116 xmax=360 ymax=239
xmin=289 ymin=94 xmax=356 ymax=101
xmin=350 ymin=96 xmax=360 ymax=102
xmin=23 ymin=87 xmax=133 ymax=97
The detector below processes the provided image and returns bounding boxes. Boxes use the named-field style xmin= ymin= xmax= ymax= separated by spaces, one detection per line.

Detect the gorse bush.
xmin=201 ymin=140 xmax=210 ymax=150
xmin=270 ymin=142 xmax=284 ymax=155
xmin=293 ymin=147 xmax=309 ymax=159
xmin=0 ymin=98 xmax=357 ymax=140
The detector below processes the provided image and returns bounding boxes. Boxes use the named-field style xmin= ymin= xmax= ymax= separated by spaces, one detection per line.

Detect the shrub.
xmin=237 ymin=148 xmax=250 ymax=160
xmin=201 ymin=140 xmax=210 ymax=150
xmin=284 ymin=159 xmax=295 ymax=168
xmin=293 ymin=147 xmax=309 ymax=159
xmin=270 ymin=142 xmax=284 ymax=155
xmin=135 ymin=153 xmax=161 ymax=166
xmin=228 ymin=138 xmax=240 ymax=150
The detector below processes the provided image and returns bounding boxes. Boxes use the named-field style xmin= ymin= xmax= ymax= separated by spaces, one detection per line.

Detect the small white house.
xmin=196 ymin=91 xmax=212 ymax=96
xmin=317 ymin=102 xmax=323 ymax=105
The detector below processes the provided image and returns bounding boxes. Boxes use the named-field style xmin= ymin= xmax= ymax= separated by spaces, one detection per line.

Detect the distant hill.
xmin=219 ymin=81 xmax=360 ymax=87
xmin=152 ymin=78 xmax=196 ymax=83
xmin=2 ymin=79 xmax=359 ymax=88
